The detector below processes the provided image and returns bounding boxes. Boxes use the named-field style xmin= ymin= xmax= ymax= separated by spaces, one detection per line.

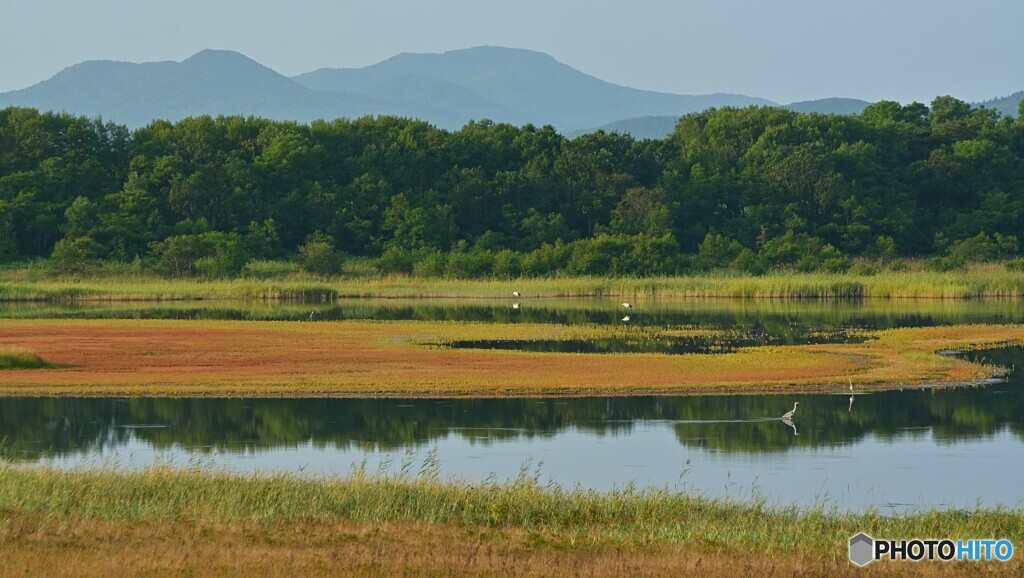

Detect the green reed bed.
xmin=617 ymin=269 xmax=1024 ymax=299
xmin=0 ymin=279 xmax=338 ymax=302
xmin=290 ymin=267 xmax=1024 ymax=299
xmin=4 ymin=267 xmax=1024 ymax=301
xmin=0 ymin=349 xmax=48 ymax=370
xmin=0 ymin=463 xmax=1020 ymax=558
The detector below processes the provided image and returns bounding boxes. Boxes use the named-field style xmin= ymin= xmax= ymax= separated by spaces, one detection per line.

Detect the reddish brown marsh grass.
xmin=0 ymin=319 xmax=1019 ymax=397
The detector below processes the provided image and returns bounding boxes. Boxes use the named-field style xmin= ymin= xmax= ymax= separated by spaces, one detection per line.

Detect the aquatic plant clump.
xmin=0 ymin=348 xmax=48 ymax=370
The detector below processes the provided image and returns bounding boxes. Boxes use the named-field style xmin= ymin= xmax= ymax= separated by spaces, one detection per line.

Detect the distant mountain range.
xmin=0 ymin=50 xmax=400 ymax=129
xmin=0 ymin=47 xmax=1018 ymax=135
xmin=292 ymin=46 xmax=777 ymax=131
xmin=977 ymin=91 xmax=1024 ymax=119
xmin=784 ymin=97 xmax=872 ymax=116
xmin=568 ymin=98 xmax=875 ymax=140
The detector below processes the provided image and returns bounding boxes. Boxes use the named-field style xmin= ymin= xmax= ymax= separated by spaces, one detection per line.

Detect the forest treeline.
xmin=2 ymin=96 xmax=1024 ymax=278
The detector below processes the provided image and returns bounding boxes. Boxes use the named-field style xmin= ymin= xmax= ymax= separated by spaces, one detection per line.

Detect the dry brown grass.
xmin=0 ymin=513 xmax=1015 ymax=577
xmin=0 ymin=319 xmax=1019 ymax=397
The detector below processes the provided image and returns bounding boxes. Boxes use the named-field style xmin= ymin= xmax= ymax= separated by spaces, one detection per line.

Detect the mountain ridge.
xmin=976 ymin=91 xmax=1023 ymax=118
xmin=0 ymin=47 xmax=772 ymax=130
xmin=293 ymin=46 xmax=775 ymax=130
xmin=0 ymin=49 xmax=400 ymax=128
xmin=1 ymin=47 xmax=1018 ymax=131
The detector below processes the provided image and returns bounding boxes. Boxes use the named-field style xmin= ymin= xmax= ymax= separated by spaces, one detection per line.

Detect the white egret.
xmin=622 ymin=303 xmax=632 ymax=309
xmin=512 ymin=291 xmax=521 ymax=297
xmin=781 ymin=402 xmax=799 ymax=420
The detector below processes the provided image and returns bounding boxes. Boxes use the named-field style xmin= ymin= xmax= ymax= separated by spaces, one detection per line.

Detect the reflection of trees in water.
xmin=666 ymin=347 xmax=1024 ymax=452
xmin=670 ymin=384 xmax=1024 ymax=452
xmin=2 ymin=351 xmax=1023 ymax=460
xmin=1 ymin=398 xmax=642 ymax=459
xmin=0 ymin=398 xmax=138 ymax=458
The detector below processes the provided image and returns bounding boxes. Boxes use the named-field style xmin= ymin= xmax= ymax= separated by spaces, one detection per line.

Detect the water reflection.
xmin=2 ymin=350 xmax=1022 ymax=459
xmin=447 ymin=328 xmax=864 ymax=355
xmin=2 ymin=344 xmax=1023 ymax=510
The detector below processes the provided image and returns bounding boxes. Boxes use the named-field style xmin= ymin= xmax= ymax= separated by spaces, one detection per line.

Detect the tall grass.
xmin=0 ymin=348 xmax=48 ymax=369
xmin=4 ymin=265 xmax=1024 ymax=301
xmin=0 ymin=463 xmax=1020 ymax=557
xmin=0 ymin=278 xmax=338 ymax=302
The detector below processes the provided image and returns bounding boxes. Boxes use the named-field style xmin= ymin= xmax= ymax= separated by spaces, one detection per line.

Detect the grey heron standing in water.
xmin=781 ymin=402 xmax=799 ymax=420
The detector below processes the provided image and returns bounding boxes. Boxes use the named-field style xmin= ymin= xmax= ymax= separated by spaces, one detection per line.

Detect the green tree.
xmin=148 ymin=232 xmax=246 ymax=278
xmin=297 ymin=233 xmax=344 ymax=276
xmin=609 ymin=187 xmax=672 ymax=236
xmin=50 ymin=236 xmax=104 ymax=275
xmin=695 ymin=232 xmax=743 ymax=271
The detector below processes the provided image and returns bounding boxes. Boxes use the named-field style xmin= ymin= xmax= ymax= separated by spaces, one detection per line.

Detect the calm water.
xmin=1 ymin=348 xmax=1022 ymax=512
xmin=2 ymin=299 xmax=1024 ymax=511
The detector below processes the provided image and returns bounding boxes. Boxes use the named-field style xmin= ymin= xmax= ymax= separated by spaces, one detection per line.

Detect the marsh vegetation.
xmin=0 ymin=462 xmax=1021 ymax=575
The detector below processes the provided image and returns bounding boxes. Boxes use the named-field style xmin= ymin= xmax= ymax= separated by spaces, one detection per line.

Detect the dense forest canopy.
xmin=2 ymin=97 xmax=1024 ymax=278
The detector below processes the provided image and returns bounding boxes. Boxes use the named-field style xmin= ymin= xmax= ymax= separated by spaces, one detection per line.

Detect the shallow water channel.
xmin=2 ymin=299 xmax=1024 ymax=512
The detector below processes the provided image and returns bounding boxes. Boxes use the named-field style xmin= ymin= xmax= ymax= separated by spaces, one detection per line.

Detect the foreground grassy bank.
xmin=5 ymin=266 xmax=1024 ymax=301
xmin=0 ymin=319 xmax=1018 ymax=396
xmin=0 ymin=465 xmax=1020 ymax=576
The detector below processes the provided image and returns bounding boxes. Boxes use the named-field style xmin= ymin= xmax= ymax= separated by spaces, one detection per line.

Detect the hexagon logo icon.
xmin=849 ymin=532 xmax=874 ymax=567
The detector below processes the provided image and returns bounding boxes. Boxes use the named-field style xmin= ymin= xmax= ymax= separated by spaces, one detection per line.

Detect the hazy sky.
xmin=2 ymin=0 xmax=1021 ymax=104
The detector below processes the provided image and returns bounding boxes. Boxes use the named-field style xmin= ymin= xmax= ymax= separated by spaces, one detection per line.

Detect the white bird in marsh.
xmin=622 ymin=303 xmax=632 ymax=309
xmin=512 ymin=291 xmax=521 ymax=297
xmin=849 ymin=377 xmax=854 ymax=393
xmin=309 ymin=311 xmax=315 ymax=321
xmin=781 ymin=402 xmax=799 ymax=420
xmin=621 ymin=315 xmax=631 ymax=322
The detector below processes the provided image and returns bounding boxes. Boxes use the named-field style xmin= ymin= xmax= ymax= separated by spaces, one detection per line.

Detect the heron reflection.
xmin=781 ymin=416 xmax=798 ymax=436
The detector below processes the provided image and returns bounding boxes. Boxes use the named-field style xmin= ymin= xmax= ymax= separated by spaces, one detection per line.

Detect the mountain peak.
xmin=379 ymin=45 xmax=559 ymax=70
xmin=443 ymin=45 xmax=557 ymax=61
xmin=293 ymin=46 xmax=773 ymax=130
xmin=183 ymin=49 xmax=262 ymax=68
